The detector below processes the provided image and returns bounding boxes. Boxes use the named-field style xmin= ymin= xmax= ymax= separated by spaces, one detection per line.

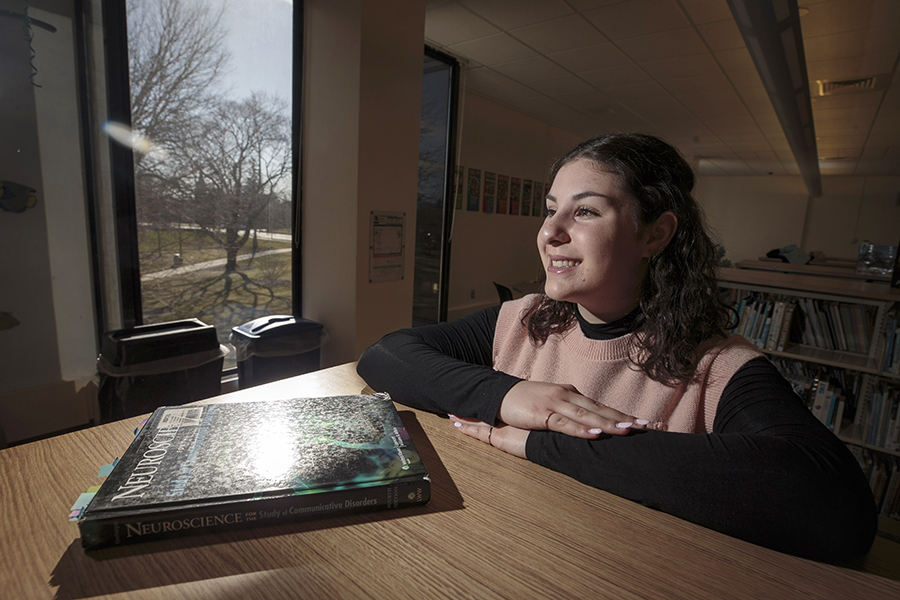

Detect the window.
xmin=413 ymin=47 xmax=459 ymax=326
xmin=104 ymin=0 xmax=301 ymax=369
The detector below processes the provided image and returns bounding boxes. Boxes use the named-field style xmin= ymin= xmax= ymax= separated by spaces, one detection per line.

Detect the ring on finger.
xmin=488 ymin=427 xmax=493 ymax=446
xmin=544 ymin=412 xmax=554 ymax=429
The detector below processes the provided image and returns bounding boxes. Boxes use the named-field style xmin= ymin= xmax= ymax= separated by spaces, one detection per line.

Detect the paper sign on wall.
xmin=369 ymin=211 xmax=405 ymax=282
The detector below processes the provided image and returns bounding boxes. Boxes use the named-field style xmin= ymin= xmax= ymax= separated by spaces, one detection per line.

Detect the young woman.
xmin=357 ymin=133 xmax=876 ymax=562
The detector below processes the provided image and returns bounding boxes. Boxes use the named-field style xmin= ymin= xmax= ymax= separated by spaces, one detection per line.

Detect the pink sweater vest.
xmin=492 ymin=296 xmax=763 ymax=433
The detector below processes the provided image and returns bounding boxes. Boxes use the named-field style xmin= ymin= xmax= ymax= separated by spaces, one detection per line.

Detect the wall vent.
xmin=817 ymin=74 xmax=891 ymax=96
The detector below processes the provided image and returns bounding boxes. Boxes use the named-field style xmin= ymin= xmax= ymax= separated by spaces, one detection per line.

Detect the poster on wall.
xmin=522 ymin=179 xmax=533 ymax=218
xmin=532 ymin=182 xmax=543 ymax=217
xmin=496 ymin=174 xmax=509 ymax=215
xmin=467 ymin=168 xmax=481 ymax=212
xmin=509 ymin=177 xmax=521 ymax=216
xmin=369 ymin=211 xmax=405 ymax=283
xmin=455 ymin=166 xmax=464 ymax=210
xmin=483 ymin=171 xmax=496 ymax=213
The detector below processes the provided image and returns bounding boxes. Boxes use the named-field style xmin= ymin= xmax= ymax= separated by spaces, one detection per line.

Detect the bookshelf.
xmin=718 ymin=268 xmax=900 ymax=533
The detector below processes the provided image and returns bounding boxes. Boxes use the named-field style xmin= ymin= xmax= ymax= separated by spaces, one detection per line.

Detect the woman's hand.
xmin=449 ymin=416 xmax=529 ymax=458
xmin=498 ymin=380 xmax=648 ymax=439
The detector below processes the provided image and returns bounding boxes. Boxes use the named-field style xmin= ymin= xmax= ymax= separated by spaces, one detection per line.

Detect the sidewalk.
xmin=141 ymin=248 xmax=291 ymax=281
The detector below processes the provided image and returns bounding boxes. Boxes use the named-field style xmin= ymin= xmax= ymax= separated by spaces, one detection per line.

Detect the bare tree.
xmin=186 ymin=93 xmax=291 ymax=273
xmin=127 ymin=0 xmax=230 ymax=169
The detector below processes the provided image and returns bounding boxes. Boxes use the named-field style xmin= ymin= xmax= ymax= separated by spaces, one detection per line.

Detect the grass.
xmin=138 ymin=227 xmax=294 ymax=362
xmin=139 ymin=229 xmax=290 ymax=274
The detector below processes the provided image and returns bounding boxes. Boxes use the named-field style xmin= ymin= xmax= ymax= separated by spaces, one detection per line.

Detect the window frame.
xmin=96 ymin=0 xmax=305 ymax=344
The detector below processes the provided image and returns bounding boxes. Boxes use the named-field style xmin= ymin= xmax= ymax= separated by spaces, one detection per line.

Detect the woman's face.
xmin=538 ymin=159 xmax=654 ymax=323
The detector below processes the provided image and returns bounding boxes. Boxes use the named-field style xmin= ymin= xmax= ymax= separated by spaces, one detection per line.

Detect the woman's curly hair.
xmin=523 ymin=133 xmax=738 ymax=385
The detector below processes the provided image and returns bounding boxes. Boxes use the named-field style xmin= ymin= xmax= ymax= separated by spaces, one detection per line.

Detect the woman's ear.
xmin=644 ymin=211 xmax=678 ymax=257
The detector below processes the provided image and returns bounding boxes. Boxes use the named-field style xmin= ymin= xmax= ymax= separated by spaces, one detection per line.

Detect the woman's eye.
xmin=575 ymin=207 xmax=598 ymax=217
xmin=545 ymin=207 xmax=556 ymax=217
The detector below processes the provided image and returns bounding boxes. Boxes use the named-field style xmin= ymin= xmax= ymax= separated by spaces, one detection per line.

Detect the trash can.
xmin=97 ymin=319 xmax=227 ymax=423
xmin=230 ymin=315 xmax=326 ymax=389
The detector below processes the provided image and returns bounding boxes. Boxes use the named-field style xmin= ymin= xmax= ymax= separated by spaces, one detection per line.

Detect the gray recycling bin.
xmin=230 ymin=315 xmax=326 ymax=389
xmin=97 ymin=319 xmax=227 ymax=423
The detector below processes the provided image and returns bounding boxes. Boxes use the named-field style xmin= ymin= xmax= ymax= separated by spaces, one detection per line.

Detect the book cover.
xmin=78 ymin=394 xmax=430 ymax=550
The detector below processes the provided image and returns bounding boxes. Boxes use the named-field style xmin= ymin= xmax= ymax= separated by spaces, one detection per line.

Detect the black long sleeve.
xmin=357 ymin=310 xmax=877 ymax=561
xmin=357 ymin=306 xmax=518 ymax=424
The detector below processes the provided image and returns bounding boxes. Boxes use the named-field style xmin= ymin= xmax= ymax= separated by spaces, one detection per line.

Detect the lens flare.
xmin=103 ymin=121 xmax=169 ymax=161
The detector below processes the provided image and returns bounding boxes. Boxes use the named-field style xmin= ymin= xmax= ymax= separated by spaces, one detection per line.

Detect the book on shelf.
xmin=76 ymin=393 xmax=431 ymax=550
xmin=847 ymin=447 xmax=900 ymax=521
xmin=725 ymin=288 xmax=876 ymax=357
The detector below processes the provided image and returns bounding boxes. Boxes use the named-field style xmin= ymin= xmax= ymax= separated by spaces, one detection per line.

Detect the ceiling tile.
xmin=604 ymin=82 xmax=671 ymax=104
xmin=678 ymin=0 xmax=734 ymax=25
xmin=714 ymin=46 xmax=757 ymax=73
xmin=582 ymin=0 xmax=691 ymax=41
xmin=492 ymin=55 xmax=570 ymax=82
xmin=449 ymin=33 xmax=538 ymax=65
xmin=484 ymin=84 xmax=548 ymax=108
xmin=510 ymin=15 xmax=609 ymax=54
xmin=703 ymin=116 xmax=762 ymax=135
xmin=465 ymin=67 xmax=545 ymax=100
xmin=703 ymin=158 xmax=757 ymax=175
xmin=807 ymin=54 xmax=900 ymax=82
xmin=800 ymin=0 xmax=900 ymax=38
xmin=424 ymin=3 xmax=501 ymax=46
xmin=696 ymin=19 xmax=745 ymax=52
xmin=580 ymin=64 xmax=653 ymax=89
xmin=698 ymin=159 xmax=729 ymax=175
xmin=457 ymin=0 xmax=574 ymax=30
xmin=424 ymin=0 xmax=900 ymax=176
xmin=546 ymin=43 xmax=633 ymax=73
xmin=616 ymin=27 xmax=708 ymax=63
xmin=628 ymin=98 xmax=707 ymax=132
xmin=426 ymin=0 xmax=455 ymax=10
xmin=528 ymin=74 xmax=597 ymax=96
xmin=567 ymin=0 xmax=631 ymax=11
xmin=641 ymin=52 xmax=721 ymax=81
xmin=556 ymin=89 xmax=617 ymax=110
xmin=804 ymin=29 xmax=870 ymax=62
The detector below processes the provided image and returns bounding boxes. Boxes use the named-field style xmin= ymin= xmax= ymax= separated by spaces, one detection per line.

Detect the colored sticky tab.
xmin=97 ymin=457 xmax=119 ymax=477
xmin=69 ymin=491 xmax=97 ymax=520
xmin=87 ymin=486 xmax=101 ymax=493
xmin=70 ymin=491 xmax=96 ymax=512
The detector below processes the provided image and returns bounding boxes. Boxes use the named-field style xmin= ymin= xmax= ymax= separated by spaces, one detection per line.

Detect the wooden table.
xmin=2 ymin=363 xmax=899 ymax=599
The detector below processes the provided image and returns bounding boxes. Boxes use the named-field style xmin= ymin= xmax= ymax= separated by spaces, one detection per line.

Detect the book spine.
xmin=776 ymin=302 xmax=796 ymax=352
xmin=80 ymin=478 xmax=430 ymax=550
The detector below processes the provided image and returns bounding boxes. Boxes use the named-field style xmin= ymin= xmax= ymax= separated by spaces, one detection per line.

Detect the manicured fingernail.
xmin=588 ymin=428 xmax=603 ymax=434
xmin=616 ymin=422 xmax=633 ymax=429
xmin=454 ymin=422 xmax=462 ymax=428
xmin=635 ymin=419 xmax=650 ymax=425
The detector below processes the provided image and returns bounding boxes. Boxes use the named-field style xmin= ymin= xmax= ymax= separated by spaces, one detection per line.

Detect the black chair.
xmin=493 ymin=282 xmax=514 ymax=303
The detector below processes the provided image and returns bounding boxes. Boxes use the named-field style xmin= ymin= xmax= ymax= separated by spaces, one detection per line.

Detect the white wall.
xmin=448 ymin=92 xmax=580 ymax=317
xmin=302 ymin=0 xmax=425 ymax=366
xmin=696 ymin=175 xmax=900 ymax=263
